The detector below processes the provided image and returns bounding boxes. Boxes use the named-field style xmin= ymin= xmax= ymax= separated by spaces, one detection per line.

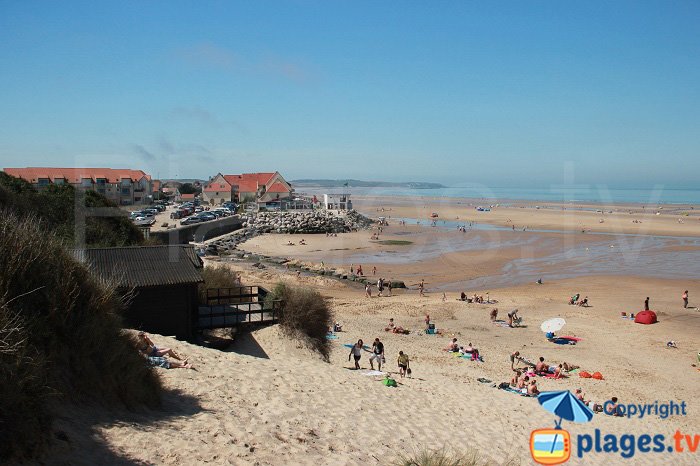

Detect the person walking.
xmin=397 ymin=351 xmax=410 ymax=378
xmin=365 ymin=283 xmax=372 ymax=298
xmin=348 ymin=339 xmax=365 ymax=370
xmin=682 ymin=290 xmax=689 ymax=308
xmin=370 ymin=338 xmax=385 ymax=371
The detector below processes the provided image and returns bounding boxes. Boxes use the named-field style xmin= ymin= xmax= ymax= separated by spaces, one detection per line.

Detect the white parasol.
xmin=540 ymin=318 xmax=566 ymax=334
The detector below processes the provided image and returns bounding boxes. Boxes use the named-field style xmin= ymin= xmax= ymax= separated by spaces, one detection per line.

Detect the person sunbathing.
xmin=139 ymin=348 xmax=192 ymax=369
xmin=528 ymin=380 xmax=540 ymax=396
xmin=138 ymin=332 xmax=183 ymax=360
xmin=562 ymin=362 xmax=580 ymax=372
xmin=535 ymin=357 xmax=547 ymax=374
xmin=606 ymin=397 xmax=623 ymax=416
xmin=385 ymin=318 xmax=396 ymax=331
xmin=460 ymin=291 xmax=467 ymax=301
xmin=464 ymin=342 xmax=479 ymax=359
xmin=552 ymin=364 xmax=564 ymax=379
xmin=575 ymin=389 xmax=589 ymax=406
xmin=510 ymin=370 xmax=522 ymax=387
xmin=445 ymin=338 xmax=459 ymax=352
xmin=517 ymin=375 xmax=529 ymax=390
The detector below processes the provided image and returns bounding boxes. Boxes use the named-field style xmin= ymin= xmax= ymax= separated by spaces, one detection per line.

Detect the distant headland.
xmin=291 ymin=179 xmax=446 ymax=189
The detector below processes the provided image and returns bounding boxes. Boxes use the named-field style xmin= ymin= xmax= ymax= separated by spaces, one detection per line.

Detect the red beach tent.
xmin=634 ymin=310 xmax=658 ymax=325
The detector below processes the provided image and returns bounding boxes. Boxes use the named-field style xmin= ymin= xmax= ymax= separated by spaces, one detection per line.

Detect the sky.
xmin=1 ymin=1 xmax=699 ymax=187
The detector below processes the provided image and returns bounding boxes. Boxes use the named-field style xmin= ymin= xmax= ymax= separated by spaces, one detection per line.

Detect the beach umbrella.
xmin=538 ymin=390 xmax=594 ymax=427
xmin=540 ymin=318 xmax=566 ymax=334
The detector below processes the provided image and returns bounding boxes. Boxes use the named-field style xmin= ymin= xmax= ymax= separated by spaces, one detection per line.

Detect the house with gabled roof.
xmin=202 ymin=171 xmax=292 ymax=206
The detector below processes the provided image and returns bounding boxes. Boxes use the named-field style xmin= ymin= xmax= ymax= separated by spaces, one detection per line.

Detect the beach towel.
xmin=500 ymin=386 xmax=530 ymax=396
xmin=568 ymin=368 xmax=581 ymax=374
xmin=344 ymin=343 xmax=369 ymax=349
xmin=363 ymin=370 xmax=385 ymax=376
xmin=551 ymin=337 xmax=577 ymax=345
xmin=325 ymin=334 xmax=339 ymax=340
xmin=560 ymin=336 xmax=583 ymax=341
xmin=493 ymin=321 xmax=512 ymax=328
xmin=543 ymin=373 xmax=568 ymax=379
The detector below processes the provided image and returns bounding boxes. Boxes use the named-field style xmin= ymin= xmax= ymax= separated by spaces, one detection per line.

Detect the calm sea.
xmin=306 ymin=186 xmax=700 ymax=205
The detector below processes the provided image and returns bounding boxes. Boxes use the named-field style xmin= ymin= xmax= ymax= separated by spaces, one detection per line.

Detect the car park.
xmin=197 ymin=213 xmax=216 ymax=221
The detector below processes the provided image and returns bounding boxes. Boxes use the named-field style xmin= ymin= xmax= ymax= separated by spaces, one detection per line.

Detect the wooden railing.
xmin=197 ymin=286 xmax=280 ymax=330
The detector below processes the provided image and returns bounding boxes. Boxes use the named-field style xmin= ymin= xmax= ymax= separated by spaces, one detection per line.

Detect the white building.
xmin=323 ymin=193 xmax=352 ymax=210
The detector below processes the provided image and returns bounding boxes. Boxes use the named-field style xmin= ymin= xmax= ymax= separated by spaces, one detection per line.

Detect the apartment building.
xmin=3 ymin=167 xmax=153 ymax=205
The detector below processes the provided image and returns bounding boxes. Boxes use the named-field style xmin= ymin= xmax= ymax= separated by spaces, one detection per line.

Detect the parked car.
xmin=197 ymin=213 xmax=216 ymax=222
xmin=180 ymin=217 xmax=203 ymax=226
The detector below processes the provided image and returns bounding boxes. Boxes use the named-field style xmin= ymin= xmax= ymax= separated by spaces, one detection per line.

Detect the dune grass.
xmin=0 ymin=212 xmax=162 ymax=462
xmin=267 ymin=283 xmax=334 ymax=361
xmin=394 ymin=447 xmax=520 ymax=466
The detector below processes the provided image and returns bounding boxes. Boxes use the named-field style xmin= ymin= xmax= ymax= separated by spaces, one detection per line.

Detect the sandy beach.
xmin=50 ymin=197 xmax=700 ymax=465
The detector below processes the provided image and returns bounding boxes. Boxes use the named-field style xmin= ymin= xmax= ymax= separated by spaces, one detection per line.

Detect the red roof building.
xmin=3 ymin=167 xmax=153 ymax=206
xmin=202 ymin=171 xmax=292 ymax=205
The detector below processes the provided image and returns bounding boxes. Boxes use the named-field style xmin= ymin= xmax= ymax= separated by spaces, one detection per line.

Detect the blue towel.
xmin=326 ymin=334 xmax=339 ymax=340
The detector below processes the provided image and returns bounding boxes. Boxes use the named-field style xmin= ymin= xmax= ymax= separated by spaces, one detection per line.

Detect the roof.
xmin=181 ymin=193 xmax=196 ymax=199
xmin=267 ymin=181 xmax=290 ymax=193
xmin=222 ymin=172 xmax=279 ymax=193
xmin=3 ymin=167 xmax=151 ymax=184
xmin=204 ymin=180 xmax=232 ymax=192
xmin=73 ymin=245 xmax=204 ymax=288
xmin=152 ymin=180 xmax=161 ymax=191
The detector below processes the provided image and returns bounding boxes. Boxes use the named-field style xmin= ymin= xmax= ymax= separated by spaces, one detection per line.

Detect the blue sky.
xmin=1 ymin=1 xmax=699 ymax=186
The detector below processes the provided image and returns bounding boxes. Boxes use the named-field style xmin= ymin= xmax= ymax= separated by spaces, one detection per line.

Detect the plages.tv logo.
xmin=530 ymin=390 xmax=594 ymax=465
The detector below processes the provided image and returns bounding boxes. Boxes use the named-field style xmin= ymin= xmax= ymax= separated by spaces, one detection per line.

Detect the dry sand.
xmin=49 ymin=198 xmax=700 ymax=465
xmin=50 ymin=262 xmax=700 ymax=465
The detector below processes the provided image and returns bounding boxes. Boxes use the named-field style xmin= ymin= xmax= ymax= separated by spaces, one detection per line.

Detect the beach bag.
xmin=592 ymin=372 xmax=604 ymax=380
xmin=382 ymin=377 xmax=397 ymax=387
xmin=579 ymin=371 xmax=592 ymax=378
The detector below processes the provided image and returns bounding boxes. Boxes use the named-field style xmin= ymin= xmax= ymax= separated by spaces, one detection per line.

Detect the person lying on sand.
xmin=140 ymin=349 xmax=192 ymax=369
xmin=562 ymin=362 xmax=580 ymax=372
xmin=552 ymin=364 xmax=564 ymax=379
xmin=287 ymin=240 xmax=295 ymax=246
xmin=138 ymin=332 xmax=183 ymax=360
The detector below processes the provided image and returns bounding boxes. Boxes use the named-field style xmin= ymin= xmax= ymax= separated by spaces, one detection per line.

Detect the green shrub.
xmin=394 ymin=447 xmax=520 ymax=466
xmin=199 ymin=265 xmax=241 ymax=304
xmin=0 ymin=172 xmax=145 ymax=247
xmin=268 ymin=283 xmax=334 ymax=361
xmin=0 ymin=212 xmax=162 ymax=461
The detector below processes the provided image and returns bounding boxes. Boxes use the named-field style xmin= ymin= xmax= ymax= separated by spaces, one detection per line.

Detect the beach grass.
xmin=394 ymin=447 xmax=520 ymax=466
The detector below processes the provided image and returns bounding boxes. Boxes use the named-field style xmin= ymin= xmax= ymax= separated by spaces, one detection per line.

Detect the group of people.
xmin=350 ymin=264 xmax=363 ymax=276
xmin=506 ymin=351 xmax=583 ymax=395
xmin=347 ymin=337 xmax=411 ymax=378
xmin=286 ymin=239 xmax=307 ymax=246
xmin=365 ymin=278 xmax=393 ymax=298
xmin=568 ymin=293 xmax=589 ymax=306
xmin=444 ymin=337 xmax=481 ymax=360
xmin=459 ymin=291 xmax=490 ymax=304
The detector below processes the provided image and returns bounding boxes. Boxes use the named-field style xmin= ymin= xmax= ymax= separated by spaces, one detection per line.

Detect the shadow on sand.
xmin=44 ymin=386 xmax=205 ymax=465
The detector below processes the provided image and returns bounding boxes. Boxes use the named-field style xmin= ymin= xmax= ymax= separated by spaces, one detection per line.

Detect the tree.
xmin=179 ymin=183 xmax=197 ymax=194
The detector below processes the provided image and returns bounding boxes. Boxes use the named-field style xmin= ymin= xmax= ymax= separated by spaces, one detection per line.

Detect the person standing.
xmin=682 ymin=290 xmax=689 ymax=308
xmin=387 ymin=280 xmax=392 ymax=296
xmin=397 ymin=351 xmax=410 ymax=378
xmin=373 ymin=266 xmax=377 ymax=276
xmin=370 ymin=338 xmax=385 ymax=371
xmin=365 ymin=283 xmax=372 ymax=298
xmin=377 ymin=278 xmax=384 ymax=297
xmin=644 ymin=297 xmax=650 ymax=311
xmin=348 ymin=339 xmax=365 ymax=370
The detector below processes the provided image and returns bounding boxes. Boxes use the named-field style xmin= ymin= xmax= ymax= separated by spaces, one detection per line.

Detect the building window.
xmin=37 ymin=178 xmax=50 ymax=186
xmin=53 ymin=178 xmax=65 ymax=185
xmin=121 ymin=188 xmax=130 ymax=196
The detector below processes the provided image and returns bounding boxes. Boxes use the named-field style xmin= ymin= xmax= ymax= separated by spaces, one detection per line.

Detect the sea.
xmin=304 ymin=186 xmax=700 ymax=206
